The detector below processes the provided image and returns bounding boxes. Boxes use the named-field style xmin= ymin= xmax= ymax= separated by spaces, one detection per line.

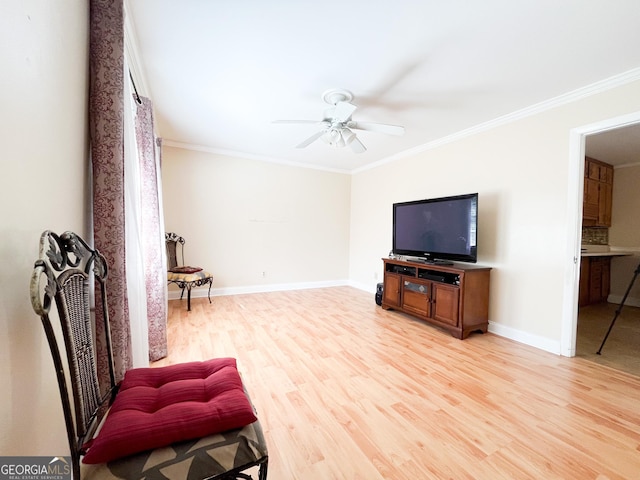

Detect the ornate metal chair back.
xmin=30 ymin=231 xmax=117 ymax=479
xmin=165 ymin=232 xmax=185 ymax=270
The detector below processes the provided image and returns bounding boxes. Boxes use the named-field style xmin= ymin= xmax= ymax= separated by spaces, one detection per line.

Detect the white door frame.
xmin=561 ymin=110 xmax=640 ymax=357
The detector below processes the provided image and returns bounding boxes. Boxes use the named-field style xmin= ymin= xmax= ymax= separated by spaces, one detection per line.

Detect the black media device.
xmin=392 ymin=265 xmax=415 ymax=275
xmin=420 ymin=272 xmax=446 ymax=283
xmin=392 ymin=193 xmax=478 ymax=264
xmin=375 ymin=282 xmax=383 ymax=306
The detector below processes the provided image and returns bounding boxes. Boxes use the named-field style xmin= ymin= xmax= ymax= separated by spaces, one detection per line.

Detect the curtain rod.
xmin=129 ymin=70 xmax=142 ymax=105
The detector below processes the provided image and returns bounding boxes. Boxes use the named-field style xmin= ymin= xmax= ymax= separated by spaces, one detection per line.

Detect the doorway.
xmin=576 ymin=302 xmax=640 ymax=376
xmin=563 ymin=111 xmax=640 ymax=376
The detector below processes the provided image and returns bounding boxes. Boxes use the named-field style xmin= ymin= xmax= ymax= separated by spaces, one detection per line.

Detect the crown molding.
xmin=162 ymin=140 xmax=352 ymax=175
xmin=353 ymin=67 xmax=640 ymax=174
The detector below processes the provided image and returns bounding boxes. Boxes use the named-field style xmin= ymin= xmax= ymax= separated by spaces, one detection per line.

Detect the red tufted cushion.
xmin=82 ymin=358 xmax=257 ymax=464
xmin=169 ymin=266 xmax=203 ymax=274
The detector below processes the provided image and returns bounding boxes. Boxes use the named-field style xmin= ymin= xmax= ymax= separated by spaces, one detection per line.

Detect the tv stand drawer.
xmin=402 ymin=280 xmax=430 ymax=317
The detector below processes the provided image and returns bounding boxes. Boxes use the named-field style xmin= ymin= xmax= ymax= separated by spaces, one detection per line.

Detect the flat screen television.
xmin=392 ymin=193 xmax=478 ymax=264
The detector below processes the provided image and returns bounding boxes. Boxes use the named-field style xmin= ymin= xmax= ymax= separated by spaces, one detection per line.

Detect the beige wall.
xmin=350 ymin=80 xmax=640 ymax=352
xmin=610 ymin=163 xmax=640 ymax=247
xmin=610 ymin=164 xmax=640 ymax=303
xmin=1 ymin=1 xmax=89 ymax=456
xmin=162 ymin=147 xmax=351 ymax=293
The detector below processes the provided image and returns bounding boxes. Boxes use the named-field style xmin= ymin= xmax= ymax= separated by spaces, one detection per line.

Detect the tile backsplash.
xmin=582 ymin=227 xmax=608 ymax=245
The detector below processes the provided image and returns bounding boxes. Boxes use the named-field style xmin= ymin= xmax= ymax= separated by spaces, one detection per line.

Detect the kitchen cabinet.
xmin=578 ymin=256 xmax=611 ymax=306
xmin=579 ymin=258 xmax=590 ymax=306
xmin=583 ymin=157 xmax=613 ymax=227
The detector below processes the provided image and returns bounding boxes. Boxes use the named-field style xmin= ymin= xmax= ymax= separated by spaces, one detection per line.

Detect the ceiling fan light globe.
xmin=342 ymin=129 xmax=356 ymax=145
xmin=328 ymin=129 xmax=340 ymax=140
xmin=321 ymin=134 xmax=338 ymax=147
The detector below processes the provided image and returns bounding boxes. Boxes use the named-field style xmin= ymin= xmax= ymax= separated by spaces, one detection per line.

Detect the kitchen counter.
xmin=581 ymin=245 xmax=640 ymax=257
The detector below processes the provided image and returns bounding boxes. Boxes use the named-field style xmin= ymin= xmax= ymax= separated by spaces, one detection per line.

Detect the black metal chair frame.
xmin=30 ymin=230 xmax=267 ymax=480
xmin=166 ymin=232 xmax=213 ymax=311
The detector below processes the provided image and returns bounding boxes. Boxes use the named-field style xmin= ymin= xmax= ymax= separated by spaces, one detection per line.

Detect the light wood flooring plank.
xmin=155 ymin=287 xmax=640 ymax=479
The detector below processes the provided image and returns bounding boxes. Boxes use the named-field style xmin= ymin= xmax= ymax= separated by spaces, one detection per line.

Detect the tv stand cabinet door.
xmin=432 ymin=283 xmax=460 ymax=327
xmin=383 ymin=273 xmax=402 ymax=308
xmin=401 ymin=279 xmax=431 ymax=318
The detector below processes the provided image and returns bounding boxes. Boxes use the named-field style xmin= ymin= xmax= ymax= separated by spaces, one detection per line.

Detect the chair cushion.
xmin=170 ymin=266 xmax=203 ymax=274
xmin=82 ymin=358 xmax=257 ymax=464
xmin=81 ymin=412 xmax=268 ymax=479
xmin=167 ymin=270 xmax=213 ymax=283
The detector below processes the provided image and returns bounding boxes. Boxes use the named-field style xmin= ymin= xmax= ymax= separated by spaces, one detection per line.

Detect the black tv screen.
xmin=392 ymin=193 xmax=478 ymax=263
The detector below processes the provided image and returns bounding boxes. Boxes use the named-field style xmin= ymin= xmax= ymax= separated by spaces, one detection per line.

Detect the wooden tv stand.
xmin=381 ymin=258 xmax=491 ymax=339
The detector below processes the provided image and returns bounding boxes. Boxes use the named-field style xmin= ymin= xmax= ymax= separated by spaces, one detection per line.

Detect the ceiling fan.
xmin=273 ymin=89 xmax=405 ymax=153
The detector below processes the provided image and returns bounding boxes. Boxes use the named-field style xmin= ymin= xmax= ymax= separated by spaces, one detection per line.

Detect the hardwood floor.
xmin=155 ymin=287 xmax=640 ymax=479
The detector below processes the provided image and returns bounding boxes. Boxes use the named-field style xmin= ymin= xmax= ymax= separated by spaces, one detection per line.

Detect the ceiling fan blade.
xmin=349 ymin=136 xmax=367 ymax=153
xmin=348 ymin=121 xmax=405 ymax=136
xmin=333 ymin=101 xmax=357 ymax=122
xmin=296 ymin=130 xmax=326 ymax=148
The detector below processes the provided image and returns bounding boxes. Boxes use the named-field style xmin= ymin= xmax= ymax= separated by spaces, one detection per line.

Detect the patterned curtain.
xmin=135 ymin=96 xmax=168 ymax=361
xmin=89 ymin=0 xmax=132 ymax=383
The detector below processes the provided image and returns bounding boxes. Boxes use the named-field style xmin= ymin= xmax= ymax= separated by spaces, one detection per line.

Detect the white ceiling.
xmin=127 ymin=1 xmax=640 ymax=173
xmin=586 ymin=123 xmax=640 ymax=167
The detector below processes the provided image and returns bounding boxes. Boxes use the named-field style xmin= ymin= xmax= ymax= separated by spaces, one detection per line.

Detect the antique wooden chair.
xmin=166 ymin=232 xmax=213 ymax=311
xmin=30 ymin=230 xmax=268 ymax=480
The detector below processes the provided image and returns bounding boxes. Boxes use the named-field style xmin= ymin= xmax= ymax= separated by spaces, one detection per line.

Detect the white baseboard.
xmin=486 ymin=295 xmax=640 ymax=356
xmin=487 ymin=321 xmax=561 ymax=355
xmin=167 ymin=279 xmax=350 ymax=300
xmin=347 ymin=280 xmax=379 ymax=293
